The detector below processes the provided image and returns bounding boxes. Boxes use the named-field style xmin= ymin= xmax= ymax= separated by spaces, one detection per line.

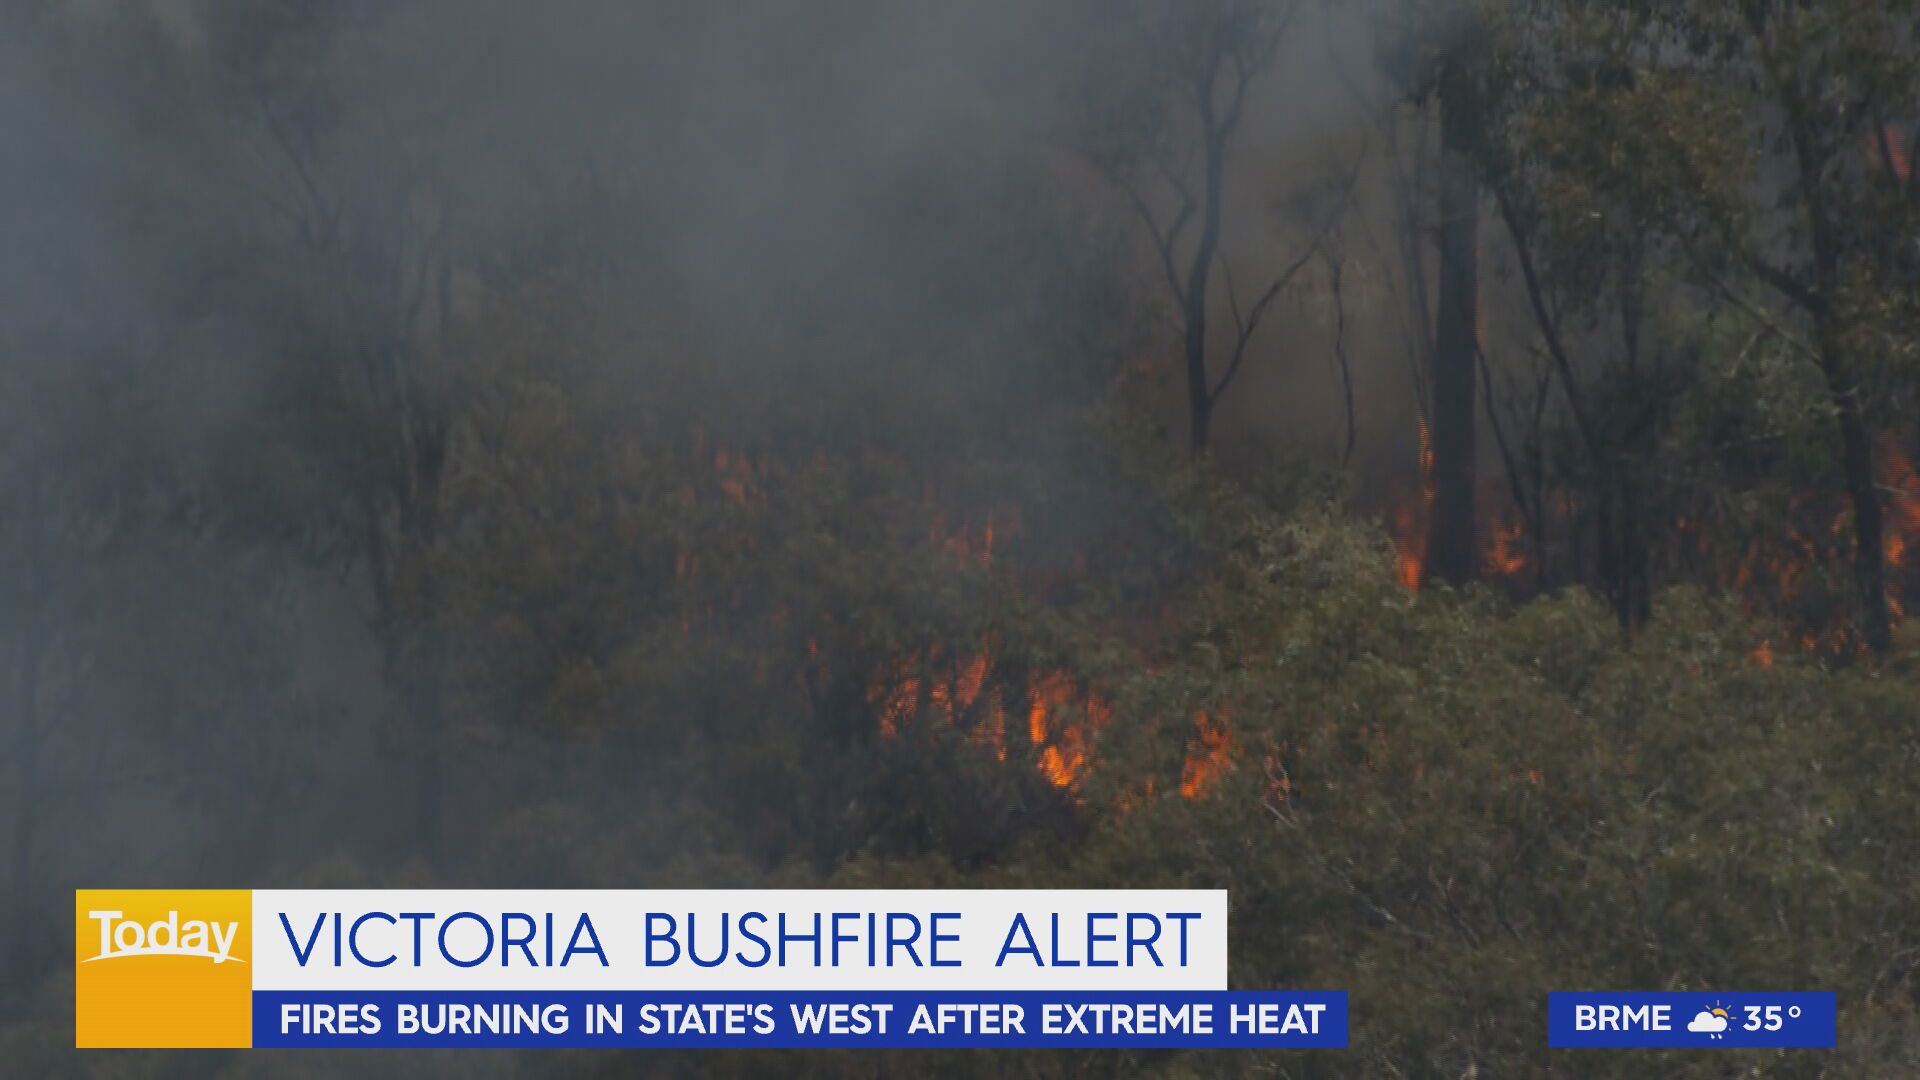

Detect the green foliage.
xmin=1061 ymin=502 xmax=1920 ymax=1076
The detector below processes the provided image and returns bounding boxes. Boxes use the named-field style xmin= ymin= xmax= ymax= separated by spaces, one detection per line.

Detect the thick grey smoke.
xmin=1 ymin=2 xmax=1406 ymax=1070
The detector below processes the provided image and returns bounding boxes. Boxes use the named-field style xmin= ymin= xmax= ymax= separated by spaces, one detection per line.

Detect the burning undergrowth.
xmin=1384 ymin=404 xmax=1920 ymax=660
xmin=435 ymin=390 xmax=1281 ymax=869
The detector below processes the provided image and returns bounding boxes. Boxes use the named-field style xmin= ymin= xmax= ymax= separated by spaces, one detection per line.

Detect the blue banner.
xmin=1548 ymin=992 xmax=1835 ymax=1048
xmin=253 ymin=990 xmax=1346 ymax=1048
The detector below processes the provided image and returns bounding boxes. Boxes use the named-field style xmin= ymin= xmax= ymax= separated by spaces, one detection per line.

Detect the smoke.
xmin=0 ymin=2 xmax=1407 ymax=1067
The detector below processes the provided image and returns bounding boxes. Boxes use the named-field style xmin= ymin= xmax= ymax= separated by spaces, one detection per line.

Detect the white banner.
xmin=251 ymin=890 xmax=1229 ymax=992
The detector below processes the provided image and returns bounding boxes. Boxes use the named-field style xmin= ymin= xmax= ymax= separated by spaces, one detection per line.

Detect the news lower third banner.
xmin=74 ymin=889 xmax=1346 ymax=1049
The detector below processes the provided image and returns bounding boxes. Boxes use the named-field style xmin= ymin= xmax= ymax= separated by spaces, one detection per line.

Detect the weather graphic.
xmin=1687 ymin=1003 xmax=1730 ymax=1040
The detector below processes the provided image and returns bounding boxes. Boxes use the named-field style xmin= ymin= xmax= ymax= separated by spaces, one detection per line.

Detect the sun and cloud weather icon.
xmin=1687 ymin=1003 xmax=1731 ymax=1039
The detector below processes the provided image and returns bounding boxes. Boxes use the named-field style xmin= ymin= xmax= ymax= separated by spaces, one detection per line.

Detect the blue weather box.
xmin=1549 ymin=992 xmax=1835 ymax=1049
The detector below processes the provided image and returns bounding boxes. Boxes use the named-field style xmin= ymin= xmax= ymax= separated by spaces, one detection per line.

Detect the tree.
xmin=201 ymin=1 xmax=475 ymax=859
xmin=1081 ymin=0 xmax=1320 ymax=454
xmin=0 ymin=1 xmax=306 ymax=988
xmin=1372 ymin=0 xmax=1496 ymax=586
xmin=1426 ymin=87 xmax=1482 ymax=584
xmin=1467 ymin=2 xmax=1699 ymax=626
xmin=1711 ymin=0 xmax=1919 ymax=653
xmin=1474 ymin=0 xmax=1920 ymax=649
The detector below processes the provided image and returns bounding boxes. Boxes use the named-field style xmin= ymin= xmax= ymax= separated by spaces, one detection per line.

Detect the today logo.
xmin=75 ymin=889 xmax=254 ymax=1048
xmin=85 ymin=908 xmax=244 ymax=965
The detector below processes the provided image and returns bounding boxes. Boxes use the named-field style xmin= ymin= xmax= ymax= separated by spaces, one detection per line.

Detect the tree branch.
xmin=1742 ymin=250 xmax=1823 ymax=316
xmin=1210 ymin=240 xmax=1318 ymax=403
xmin=1111 ymin=171 xmax=1193 ymax=311
xmin=1209 ymin=144 xmax=1366 ymax=404
xmin=1495 ymin=188 xmax=1596 ymax=451
xmin=1326 ymin=249 xmax=1357 ymax=465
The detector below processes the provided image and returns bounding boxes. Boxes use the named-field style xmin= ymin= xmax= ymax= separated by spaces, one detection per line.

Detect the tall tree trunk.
xmin=1771 ymin=54 xmax=1893 ymax=652
xmin=1833 ymin=374 xmax=1892 ymax=653
xmin=1809 ymin=186 xmax=1891 ymax=653
xmin=1426 ymin=105 xmax=1479 ymax=584
xmin=1186 ymin=350 xmax=1213 ymax=455
xmin=1609 ymin=474 xmax=1652 ymax=630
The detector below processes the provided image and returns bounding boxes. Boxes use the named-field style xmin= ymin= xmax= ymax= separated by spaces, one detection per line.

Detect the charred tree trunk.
xmin=1803 ymin=157 xmax=1891 ymax=653
xmin=1185 ymin=328 xmax=1214 ymax=455
xmin=1426 ymin=105 xmax=1479 ymax=585
xmin=1766 ymin=31 xmax=1892 ymax=653
xmin=1833 ymin=373 xmax=1892 ymax=653
xmin=1600 ymin=475 xmax=1652 ymax=631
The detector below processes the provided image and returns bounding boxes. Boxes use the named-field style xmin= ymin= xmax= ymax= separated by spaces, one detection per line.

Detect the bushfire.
xmin=1386 ymin=422 xmax=1920 ymax=660
xmin=679 ymin=434 xmax=1239 ymax=801
xmin=690 ymin=409 xmax=1918 ymax=813
xmin=861 ymin=615 xmax=1231 ymax=799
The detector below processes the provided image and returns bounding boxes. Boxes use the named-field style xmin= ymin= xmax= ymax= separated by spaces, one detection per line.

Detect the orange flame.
xmin=1390 ymin=415 xmax=1435 ymax=592
xmin=1393 ymin=506 xmax=1425 ymax=593
xmin=1484 ymin=515 xmax=1527 ymax=578
xmin=1179 ymin=708 xmax=1234 ymax=798
xmin=1031 ymin=682 xmax=1084 ymax=788
xmin=1418 ymin=416 xmax=1435 ymax=507
xmin=864 ymin=641 xmax=1252 ymax=797
xmin=1881 ymin=439 xmax=1920 ymax=548
xmin=868 ymin=646 xmax=1126 ymax=790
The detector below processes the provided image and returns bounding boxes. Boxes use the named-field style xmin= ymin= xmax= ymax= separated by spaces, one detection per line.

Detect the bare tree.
xmin=1083 ymin=0 xmax=1320 ymax=454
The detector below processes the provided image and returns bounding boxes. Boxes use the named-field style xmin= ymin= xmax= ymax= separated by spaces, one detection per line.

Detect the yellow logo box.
xmin=75 ymin=889 xmax=253 ymax=1048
